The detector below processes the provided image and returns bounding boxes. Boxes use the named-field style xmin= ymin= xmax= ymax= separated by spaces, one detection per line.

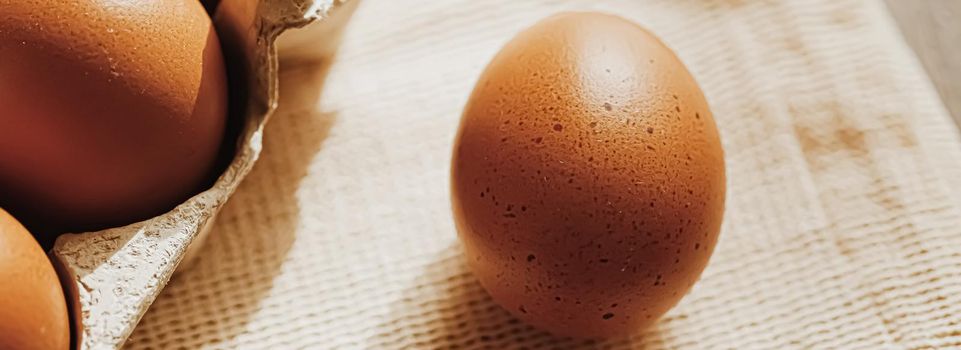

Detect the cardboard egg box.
xmin=49 ymin=0 xmax=357 ymax=348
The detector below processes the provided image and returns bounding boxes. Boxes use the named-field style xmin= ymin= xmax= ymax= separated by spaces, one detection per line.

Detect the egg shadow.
xmin=372 ymin=243 xmax=665 ymax=349
xmin=123 ymin=59 xmax=336 ymax=348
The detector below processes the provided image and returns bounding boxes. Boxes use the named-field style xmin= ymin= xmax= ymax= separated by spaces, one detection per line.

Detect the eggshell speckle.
xmin=451 ymin=12 xmax=725 ymax=338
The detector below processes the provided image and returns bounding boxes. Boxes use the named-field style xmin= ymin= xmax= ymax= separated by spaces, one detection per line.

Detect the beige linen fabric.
xmin=125 ymin=0 xmax=961 ymax=348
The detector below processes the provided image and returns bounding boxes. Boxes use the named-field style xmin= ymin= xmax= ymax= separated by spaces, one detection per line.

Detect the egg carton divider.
xmin=49 ymin=1 xmax=354 ymax=349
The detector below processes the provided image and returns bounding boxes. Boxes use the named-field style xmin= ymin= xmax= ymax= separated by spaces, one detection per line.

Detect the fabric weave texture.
xmin=126 ymin=0 xmax=961 ymax=348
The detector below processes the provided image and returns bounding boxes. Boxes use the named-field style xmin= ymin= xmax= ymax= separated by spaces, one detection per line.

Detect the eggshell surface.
xmin=451 ymin=12 xmax=726 ymax=338
xmin=0 ymin=0 xmax=228 ymax=241
xmin=0 ymin=209 xmax=70 ymax=350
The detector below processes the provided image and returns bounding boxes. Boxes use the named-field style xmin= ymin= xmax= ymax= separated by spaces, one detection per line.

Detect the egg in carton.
xmin=49 ymin=0 xmax=357 ymax=348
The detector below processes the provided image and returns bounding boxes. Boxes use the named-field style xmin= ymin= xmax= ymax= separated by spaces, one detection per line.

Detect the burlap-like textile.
xmin=126 ymin=0 xmax=961 ymax=348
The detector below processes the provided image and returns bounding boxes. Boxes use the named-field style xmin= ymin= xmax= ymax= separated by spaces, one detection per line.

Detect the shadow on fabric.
xmin=124 ymin=59 xmax=337 ymax=348
xmin=371 ymin=242 xmax=665 ymax=349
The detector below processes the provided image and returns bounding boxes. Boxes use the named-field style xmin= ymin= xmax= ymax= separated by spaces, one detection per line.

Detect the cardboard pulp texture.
xmin=50 ymin=1 xmax=354 ymax=348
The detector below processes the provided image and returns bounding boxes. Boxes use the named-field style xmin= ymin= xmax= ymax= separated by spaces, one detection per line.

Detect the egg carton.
xmin=49 ymin=0 xmax=357 ymax=348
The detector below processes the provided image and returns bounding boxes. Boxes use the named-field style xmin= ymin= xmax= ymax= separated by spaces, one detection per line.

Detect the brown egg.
xmin=0 ymin=0 xmax=228 ymax=242
xmin=0 ymin=209 xmax=70 ymax=350
xmin=451 ymin=12 xmax=725 ymax=338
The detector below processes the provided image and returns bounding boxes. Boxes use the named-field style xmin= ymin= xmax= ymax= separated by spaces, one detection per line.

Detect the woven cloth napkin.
xmin=125 ymin=0 xmax=961 ymax=348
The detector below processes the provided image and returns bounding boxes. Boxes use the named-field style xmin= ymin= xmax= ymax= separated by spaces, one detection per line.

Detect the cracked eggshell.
xmin=451 ymin=12 xmax=726 ymax=338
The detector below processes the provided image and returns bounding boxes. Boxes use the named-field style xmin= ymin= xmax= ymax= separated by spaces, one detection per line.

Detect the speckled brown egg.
xmin=0 ymin=0 xmax=227 ymax=243
xmin=451 ymin=12 xmax=725 ymax=338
